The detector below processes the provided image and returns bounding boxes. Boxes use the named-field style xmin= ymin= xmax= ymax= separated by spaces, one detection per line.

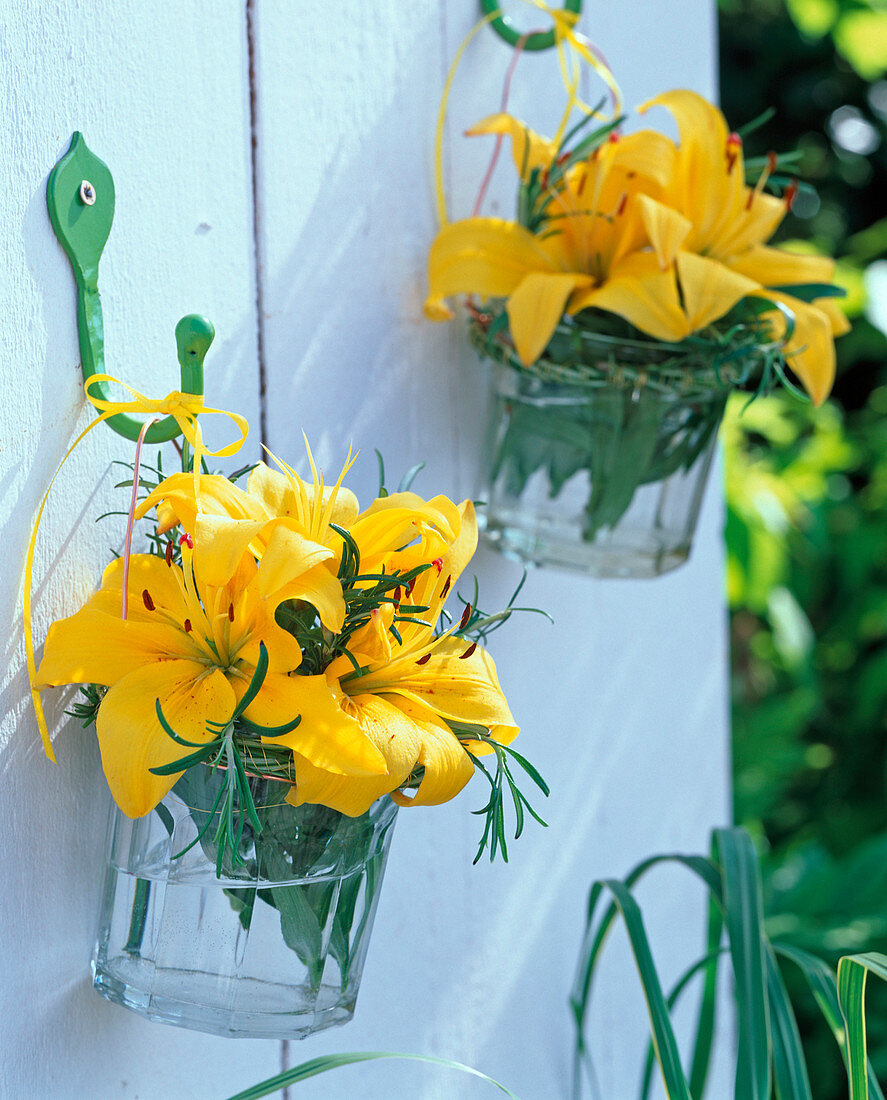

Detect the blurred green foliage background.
xmin=720 ymin=0 xmax=887 ymax=1091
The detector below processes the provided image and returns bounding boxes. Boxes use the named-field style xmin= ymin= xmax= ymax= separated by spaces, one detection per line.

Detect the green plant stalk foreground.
xmin=225 ymin=1052 xmax=518 ymax=1099
xmin=225 ymin=827 xmax=887 ymax=1099
xmin=571 ymin=827 xmax=887 ymax=1100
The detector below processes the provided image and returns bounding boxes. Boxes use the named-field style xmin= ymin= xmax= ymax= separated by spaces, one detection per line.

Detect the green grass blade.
xmin=572 ymin=854 xmax=721 ymax=1023
xmin=688 ymin=893 xmax=725 ymax=1097
xmin=839 ymin=957 xmax=870 ymax=1100
xmin=594 ymin=880 xmax=692 ymax=1100
xmin=571 ymin=853 xmax=721 ymax=1098
xmin=765 ymin=947 xmax=812 ymax=1100
xmin=714 ymin=828 xmax=771 ymax=1100
xmin=639 ymin=948 xmax=727 ymax=1100
xmin=838 ymin=953 xmax=887 ymax=1100
xmin=776 ymin=943 xmax=886 ymax=1100
xmin=224 ymin=1051 xmax=518 ymax=1099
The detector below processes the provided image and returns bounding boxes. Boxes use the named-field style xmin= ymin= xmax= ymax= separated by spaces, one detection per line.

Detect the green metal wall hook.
xmin=481 ymin=0 xmax=582 ymax=51
xmin=46 ymin=132 xmax=214 ymax=443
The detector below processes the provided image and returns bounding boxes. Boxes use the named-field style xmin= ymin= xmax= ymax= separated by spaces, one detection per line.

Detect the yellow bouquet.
xmin=36 ymin=443 xmax=543 ymax=862
xmin=425 ymin=58 xmax=849 ymax=575
xmin=427 ymin=88 xmax=848 ymax=405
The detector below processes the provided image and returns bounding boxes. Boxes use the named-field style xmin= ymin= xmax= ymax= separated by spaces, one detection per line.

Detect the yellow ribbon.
xmin=434 ymin=1 xmax=623 ymax=226
xmin=25 ymin=375 xmax=249 ymax=762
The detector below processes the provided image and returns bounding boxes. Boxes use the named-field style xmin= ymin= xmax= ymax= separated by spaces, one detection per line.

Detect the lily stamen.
xmin=726 ymin=131 xmax=742 ymax=174
xmin=142 ymin=590 xmax=155 ymax=611
xmin=747 ymin=150 xmax=778 ymax=211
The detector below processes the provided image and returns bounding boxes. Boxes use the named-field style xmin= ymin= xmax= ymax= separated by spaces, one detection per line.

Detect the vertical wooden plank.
xmin=0 ymin=3 xmax=276 ymax=1096
xmin=253 ymin=2 xmax=728 ymax=1098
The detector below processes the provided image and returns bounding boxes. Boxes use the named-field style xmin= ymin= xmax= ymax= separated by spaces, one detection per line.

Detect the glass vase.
xmin=480 ymin=359 xmax=727 ymax=578
xmin=92 ymin=768 xmax=398 ymax=1040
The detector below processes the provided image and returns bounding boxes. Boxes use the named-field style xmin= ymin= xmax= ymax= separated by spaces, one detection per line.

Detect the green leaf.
xmin=374 ymin=449 xmax=388 ymax=497
xmin=689 ymin=893 xmax=725 ymax=1097
xmin=397 ymin=462 xmax=426 ymax=493
xmin=766 ymin=282 xmax=847 ymax=302
xmin=766 ymin=948 xmax=812 ymax=1100
xmin=595 ymin=880 xmax=692 ymax=1100
xmin=639 ymin=947 xmax=727 ymax=1100
xmin=838 ymin=953 xmax=887 ymax=1100
xmin=224 ymin=1052 xmax=518 ymax=1100
xmin=148 ymin=743 xmax=217 ymax=775
xmin=232 ymin=642 xmax=269 ymax=719
xmin=714 ymin=827 xmax=771 ymax=1100
xmin=776 ymin=943 xmax=886 ymax=1100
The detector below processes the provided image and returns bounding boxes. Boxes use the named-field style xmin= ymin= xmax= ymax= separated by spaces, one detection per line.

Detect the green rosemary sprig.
xmin=374 ymin=450 xmax=426 ymax=498
xmin=66 ymin=683 xmax=106 ymax=727
xmin=450 ymin=570 xmax=554 ymax=645
xmin=286 ymin=523 xmax=432 ymax=676
xmin=448 ymin=725 xmax=550 ymax=865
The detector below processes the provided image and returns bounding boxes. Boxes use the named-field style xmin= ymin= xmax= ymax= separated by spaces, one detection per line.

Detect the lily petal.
xmin=255 ymin=524 xmax=336 ymax=598
xmin=136 ymin=473 xmax=264 ymax=533
xmin=610 ymin=130 xmax=677 ymax=190
xmin=246 ymin=462 xmax=359 ymax=529
xmin=727 ymin=244 xmax=836 ymax=288
xmin=755 ymin=290 xmax=836 ymax=406
xmin=388 ymin=698 xmax=475 ymax=808
xmin=234 ymin=671 xmax=388 ymax=777
xmin=640 ymin=90 xmax=745 ymax=253
xmin=467 ymin=112 xmax=557 ymax=179
xmin=96 ymin=661 xmax=234 ymax=818
xmin=273 ymin=562 xmax=346 ymax=634
xmin=287 ymin=694 xmax=423 ymax=816
xmin=354 ymin=637 xmax=518 ymax=744
xmin=570 ymin=251 xmax=689 ymax=342
xmin=426 ymin=217 xmax=561 ymax=311
xmin=194 ymin=515 xmax=267 ymax=587
xmin=88 ymin=554 xmax=191 ymax=624
xmin=37 ymin=608 xmax=200 ymax=688
xmin=815 ymin=296 xmax=851 ymax=337
xmin=676 ymin=251 xmax=760 ymax=332
xmin=507 ymin=271 xmax=594 ymax=365
xmin=636 ymin=195 xmax=692 ymax=269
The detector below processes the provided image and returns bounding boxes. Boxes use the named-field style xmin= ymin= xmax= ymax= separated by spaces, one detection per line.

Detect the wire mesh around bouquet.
xmin=469 ymin=309 xmax=758 ymax=577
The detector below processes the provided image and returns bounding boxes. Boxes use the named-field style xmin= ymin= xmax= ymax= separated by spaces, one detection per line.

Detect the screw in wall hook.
xmin=46 ymin=132 xmax=213 ymax=443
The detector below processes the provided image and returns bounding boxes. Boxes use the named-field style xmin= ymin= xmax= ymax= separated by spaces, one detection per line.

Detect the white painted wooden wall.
xmin=0 ymin=2 xmax=727 ymax=1097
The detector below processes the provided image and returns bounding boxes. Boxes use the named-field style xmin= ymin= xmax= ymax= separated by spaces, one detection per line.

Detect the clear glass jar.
xmin=480 ymin=360 xmax=726 ymax=578
xmin=92 ymin=769 xmax=398 ymax=1040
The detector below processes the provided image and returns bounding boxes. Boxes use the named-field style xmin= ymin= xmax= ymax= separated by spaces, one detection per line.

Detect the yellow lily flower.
xmin=35 ymin=543 xmax=386 ymax=818
xmin=140 ymin=451 xmax=463 ymax=594
xmin=281 ymin=501 xmax=519 ymax=817
xmin=639 ymin=90 xmax=849 ymax=404
xmin=428 ymin=92 xmax=847 ymax=404
xmin=426 ymin=119 xmax=687 ymax=365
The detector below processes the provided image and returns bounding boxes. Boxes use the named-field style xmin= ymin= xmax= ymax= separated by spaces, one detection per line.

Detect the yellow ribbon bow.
xmin=24 ymin=376 xmax=250 ymax=762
